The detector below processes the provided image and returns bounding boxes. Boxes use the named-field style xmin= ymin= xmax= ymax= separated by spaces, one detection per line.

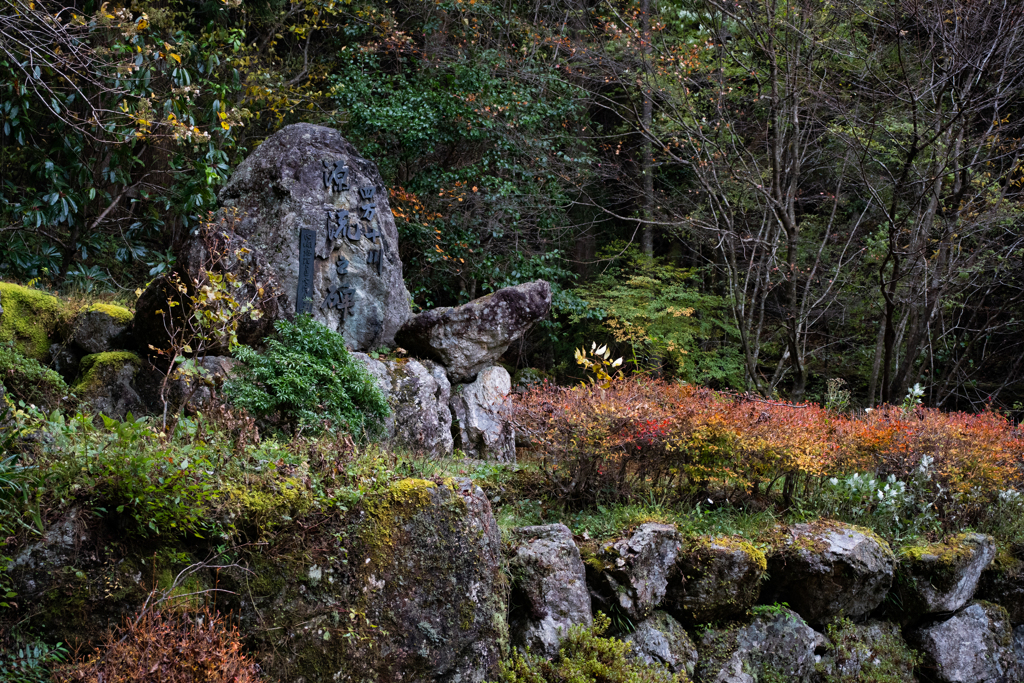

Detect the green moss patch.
xmin=0 ymin=282 xmax=67 ymax=360
xmin=85 ymin=303 xmax=134 ymax=325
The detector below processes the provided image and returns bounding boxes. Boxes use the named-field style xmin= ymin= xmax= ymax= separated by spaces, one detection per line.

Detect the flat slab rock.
xmin=395 ymin=280 xmax=551 ymax=383
xmin=508 ymin=524 xmax=592 ymax=658
xmin=761 ymin=522 xmax=894 ymax=627
xmin=910 ymin=601 xmax=1019 ymax=683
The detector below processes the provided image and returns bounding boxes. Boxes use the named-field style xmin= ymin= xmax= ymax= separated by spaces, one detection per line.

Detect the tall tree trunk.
xmin=640 ymin=0 xmax=654 ymax=257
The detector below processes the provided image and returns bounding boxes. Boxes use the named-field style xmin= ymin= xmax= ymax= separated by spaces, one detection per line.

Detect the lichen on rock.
xmin=0 ymin=282 xmax=67 ymax=360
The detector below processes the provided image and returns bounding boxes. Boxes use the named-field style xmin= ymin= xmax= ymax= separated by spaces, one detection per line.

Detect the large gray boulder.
xmin=353 ymin=353 xmax=453 ymax=456
xmin=395 ymin=280 xmax=551 ymax=383
xmin=450 ymin=365 xmax=515 ymax=462
xmin=136 ymin=123 xmax=412 ymax=354
xmin=219 ymin=123 xmax=411 ymax=350
xmin=624 ymin=610 xmax=698 ymax=677
xmin=508 ymin=524 xmax=592 ymax=658
xmin=761 ymin=523 xmax=894 ymax=627
xmin=586 ymin=523 xmax=682 ymax=621
xmin=72 ymin=352 xmax=145 ymax=420
xmin=240 ymin=479 xmax=506 ymax=683
xmin=898 ymin=533 xmax=997 ymax=615
xmin=909 ymin=601 xmax=1018 ymax=683
xmin=696 ymin=607 xmax=829 ymax=683
xmin=665 ymin=536 xmax=765 ymax=625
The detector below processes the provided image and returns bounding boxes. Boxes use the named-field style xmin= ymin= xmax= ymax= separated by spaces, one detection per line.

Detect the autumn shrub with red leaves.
xmin=54 ymin=605 xmax=260 ymax=683
xmin=513 ymin=378 xmax=1024 ymax=525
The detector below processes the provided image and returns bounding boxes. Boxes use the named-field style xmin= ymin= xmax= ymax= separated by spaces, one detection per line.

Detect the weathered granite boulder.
xmin=974 ymin=549 xmax=1024 ymax=625
xmin=696 ymin=607 xmax=829 ymax=683
xmin=217 ymin=123 xmax=411 ymax=350
xmin=72 ymin=352 xmax=145 ymax=420
xmin=821 ymin=619 xmax=917 ymax=683
xmin=909 ymin=601 xmax=1018 ymax=683
xmin=395 ymin=280 xmax=552 ymax=383
xmin=586 ymin=523 xmax=682 ymax=621
xmin=450 ymin=365 xmax=515 ymax=461
xmin=157 ymin=355 xmax=240 ymax=413
xmin=508 ymin=524 xmax=592 ymax=658
xmin=624 ymin=610 xmax=698 ymax=677
xmin=665 ymin=536 xmax=765 ymax=625
xmin=760 ymin=523 xmax=894 ymax=627
xmin=898 ymin=533 xmax=997 ymax=615
xmin=353 ymin=353 xmax=453 ymax=456
xmin=239 ymin=479 xmax=506 ymax=683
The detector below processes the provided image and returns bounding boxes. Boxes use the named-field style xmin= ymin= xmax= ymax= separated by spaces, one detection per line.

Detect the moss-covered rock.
xmin=0 ymin=282 xmax=66 ymax=360
xmin=696 ymin=606 xmax=830 ymax=683
xmin=73 ymin=351 xmax=145 ymax=420
xmin=761 ymin=522 xmax=894 ymax=628
xmin=819 ymin=618 xmax=918 ymax=682
xmin=897 ymin=533 xmax=996 ymax=616
xmin=70 ymin=304 xmax=134 ymax=354
xmin=236 ymin=478 xmax=507 ymax=683
xmin=664 ymin=535 xmax=766 ymax=626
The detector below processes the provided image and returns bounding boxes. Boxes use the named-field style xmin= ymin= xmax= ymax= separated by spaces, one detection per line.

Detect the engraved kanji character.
xmin=345 ymin=220 xmax=363 ymax=241
xmin=322 ymin=160 xmax=349 ymax=192
xmin=327 ymin=209 xmax=349 ymax=241
xmin=359 ymin=203 xmax=377 ymax=222
xmin=366 ymin=248 xmax=383 ymax=276
xmin=363 ymin=226 xmax=381 ymax=244
xmin=359 ymin=186 xmax=376 ymax=200
xmin=335 ymin=257 xmax=349 ymax=277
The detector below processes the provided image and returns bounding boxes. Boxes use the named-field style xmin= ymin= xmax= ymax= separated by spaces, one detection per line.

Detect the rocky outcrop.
xmin=242 ymin=479 xmax=506 ymax=683
xmin=1015 ymin=626 xmax=1024 ymax=674
xmin=665 ymin=537 xmax=765 ymax=625
xmin=68 ymin=304 xmax=133 ymax=354
xmin=586 ymin=523 xmax=682 ymax=621
xmin=696 ymin=607 xmax=829 ymax=683
xmin=761 ymin=523 xmax=894 ymax=627
xmin=450 ymin=365 xmax=515 ymax=461
xmin=624 ymin=610 xmax=698 ymax=677
xmin=508 ymin=524 xmax=592 ymax=658
xmin=72 ymin=352 xmax=145 ymax=420
xmin=909 ymin=601 xmax=1019 ymax=683
xmin=353 ymin=353 xmax=453 ymax=456
xmin=395 ymin=280 xmax=552 ymax=383
xmin=899 ymin=533 xmax=997 ymax=615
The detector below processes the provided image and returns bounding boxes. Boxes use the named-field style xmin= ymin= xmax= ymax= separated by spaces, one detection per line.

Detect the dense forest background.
xmin=3 ymin=0 xmax=1024 ymax=411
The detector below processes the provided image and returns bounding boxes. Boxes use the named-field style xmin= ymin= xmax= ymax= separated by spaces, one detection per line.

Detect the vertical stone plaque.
xmin=296 ymin=228 xmax=316 ymax=314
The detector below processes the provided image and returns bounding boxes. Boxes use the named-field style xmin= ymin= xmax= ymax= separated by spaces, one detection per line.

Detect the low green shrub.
xmin=224 ymin=315 xmax=389 ymax=438
xmin=43 ymin=412 xmax=219 ymax=538
xmin=0 ymin=641 xmax=67 ymax=683
xmin=0 ymin=342 xmax=70 ymax=411
xmin=491 ymin=613 xmax=690 ymax=683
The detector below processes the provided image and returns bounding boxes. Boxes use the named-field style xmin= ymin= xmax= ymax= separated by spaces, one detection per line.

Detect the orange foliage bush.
xmin=513 ymin=378 xmax=1024 ymax=509
xmin=55 ymin=605 xmax=260 ymax=683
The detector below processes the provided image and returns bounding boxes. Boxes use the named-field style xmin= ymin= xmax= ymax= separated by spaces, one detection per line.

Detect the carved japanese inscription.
xmin=322 ymin=160 xmax=349 ymax=193
xmin=327 ymin=209 xmax=349 ymax=242
xmin=320 ymin=283 xmax=356 ymax=319
xmin=359 ymin=185 xmax=377 ymax=221
xmin=296 ymin=228 xmax=316 ymax=314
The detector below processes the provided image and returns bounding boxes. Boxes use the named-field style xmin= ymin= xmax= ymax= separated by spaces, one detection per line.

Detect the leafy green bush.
xmin=491 ymin=613 xmax=690 ymax=683
xmin=224 ymin=315 xmax=389 ymax=438
xmin=44 ymin=412 xmax=218 ymax=538
xmin=0 ymin=342 xmax=70 ymax=410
